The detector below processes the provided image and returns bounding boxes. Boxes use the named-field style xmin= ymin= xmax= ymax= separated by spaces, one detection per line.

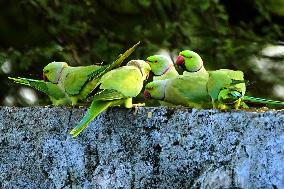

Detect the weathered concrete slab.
xmin=0 ymin=106 xmax=283 ymax=189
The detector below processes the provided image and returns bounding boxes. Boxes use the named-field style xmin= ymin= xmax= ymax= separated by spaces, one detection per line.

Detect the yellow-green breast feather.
xmin=99 ymin=66 xmax=143 ymax=97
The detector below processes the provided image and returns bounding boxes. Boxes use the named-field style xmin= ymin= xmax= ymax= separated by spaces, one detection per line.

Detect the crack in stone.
xmin=85 ymin=145 xmax=100 ymax=181
xmin=153 ymin=144 xmax=162 ymax=175
xmin=67 ymin=108 xmax=73 ymax=128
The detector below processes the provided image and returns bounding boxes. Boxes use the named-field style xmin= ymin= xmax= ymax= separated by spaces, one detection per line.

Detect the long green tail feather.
xmin=70 ymin=100 xmax=113 ymax=137
xmin=8 ymin=77 xmax=49 ymax=94
xmin=9 ymin=77 xmax=35 ymax=86
xmin=243 ymin=96 xmax=284 ymax=107
xmin=79 ymin=42 xmax=141 ymax=99
xmin=89 ymin=41 xmax=141 ymax=80
xmin=107 ymin=41 xmax=140 ymax=70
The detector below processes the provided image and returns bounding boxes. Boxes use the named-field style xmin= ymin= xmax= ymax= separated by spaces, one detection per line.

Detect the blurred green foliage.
xmin=1 ymin=0 xmax=284 ymax=106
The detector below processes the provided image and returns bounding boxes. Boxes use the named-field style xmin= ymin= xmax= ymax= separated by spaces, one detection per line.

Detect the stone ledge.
xmin=0 ymin=106 xmax=283 ymax=189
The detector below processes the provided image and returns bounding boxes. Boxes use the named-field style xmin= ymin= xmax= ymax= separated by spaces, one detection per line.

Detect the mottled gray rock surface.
xmin=0 ymin=106 xmax=283 ymax=189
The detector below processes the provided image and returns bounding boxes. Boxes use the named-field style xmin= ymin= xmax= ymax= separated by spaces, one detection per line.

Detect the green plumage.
xmin=207 ymin=69 xmax=247 ymax=109
xmin=243 ymin=96 xmax=284 ymax=108
xmin=146 ymin=55 xmax=179 ymax=81
xmin=70 ymin=100 xmax=114 ymax=137
xmin=176 ymin=50 xmax=207 ymax=73
xmin=176 ymin=50 xmax=247 ymax=109
xmin=60 ymin=65 xmax=102 ymax=95
xmin=144 ymin=72 xmax=212 ymax=109
xmin=8 ymin=77 xmax=71 ymax=105
xmin=176 ymin=50 xmax=245 ymax=109
xmin=9 ymin=42 xmax=140 ymax=105
xmin=70 ymin=60 xmax=151 ymax=137
xmin=177 ymin=50 xmax=284 ymax=109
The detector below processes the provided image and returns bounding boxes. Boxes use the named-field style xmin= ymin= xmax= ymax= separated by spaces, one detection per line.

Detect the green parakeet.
xmin=206 ymin=69 xmax=247 ymax=110
xmin=144 ymin=73 xmax=212 ymax=109
xmin=175 ymin=50 xmax=247 ymax=109
xmin=175 ymin=50 xmax=207 ymax=74
xmin=70 ymin=60 xmax=151 ymax=137
xmin=146 ymin=55 xmax=179 ymax=80
xmin=176 ymin=50 xmax=284 ymax=109
xmin=208 ymin=70 xmax=284 ymax=109
xmin=9 ymin=42 xmax=140 ymax=105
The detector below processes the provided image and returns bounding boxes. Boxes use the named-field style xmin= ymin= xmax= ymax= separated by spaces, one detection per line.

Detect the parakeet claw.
xmin=132 ymin=103 xmax=145 ymax=115
xmin=133 ymin=103 xmax=145 ymax=107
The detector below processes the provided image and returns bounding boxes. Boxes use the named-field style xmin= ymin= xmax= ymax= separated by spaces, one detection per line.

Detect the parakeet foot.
xmin=133 ymin=103 xmax=145 ymax=107
xmin=132 ymin=103 xmax=145 ymax=115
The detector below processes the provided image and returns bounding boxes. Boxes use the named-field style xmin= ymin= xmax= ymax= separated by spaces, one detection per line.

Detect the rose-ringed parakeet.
xmin=144 ymin=72 xmax=212 ymax=109
xmin=175 ymin=50 xmax=207 ymax=75
xmin=206 ymin=69 xmax=248 ymax=110
xmin=9 ymin=42 xmax=140 ymax=105
xmin=175 ymin=50 xmax=247 ymax=109
xmin=70 ymin=60 xmax=151 ymax=137
xmin=177 ymin=50 xmax=284 ymax=109
xmin=146 ymin=55 xmax=179 ymax=80
xmin=175 ymin=51 xmax=248 ymax=109
xmin=208 ymin=70 xmax=284 ymax=109
xmin=145 ymin=54 xmax=179 ymax=106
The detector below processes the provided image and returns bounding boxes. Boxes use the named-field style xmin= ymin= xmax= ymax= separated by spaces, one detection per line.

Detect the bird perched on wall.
xmin=70 ymin=60 xmax=151 ymax=137
xmin=9 ymin=42 xmax=140 ymax=105
xmin=146 ymin=55 xmax=179 ymax=81
xmin=144 ymin=72 xmax=212 ymax=109
xmin=206 ymin=69 xmax=247 ymax=109
xmin=175 ymin=50 xmax=284 ymax=109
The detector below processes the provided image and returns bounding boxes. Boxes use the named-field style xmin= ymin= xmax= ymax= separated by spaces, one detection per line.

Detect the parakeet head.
xmin=127 ymin=60 xmax=151 ymax=80
xmin=43 ymin=62 xmax=68 ymax=83
xmin=144 ymin=80 xmax=167 ymax=100
xmin=217 ymin=88 xmax=243 ymax=104
xmin=176 ymin=50 xmax=203 ymax=72
xmin=146 ymin=55 xmax=173 ymax=76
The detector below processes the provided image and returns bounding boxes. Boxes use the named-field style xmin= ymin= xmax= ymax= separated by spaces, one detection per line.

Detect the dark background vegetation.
xmin=1 ymin=0 xmax=284 ymax=106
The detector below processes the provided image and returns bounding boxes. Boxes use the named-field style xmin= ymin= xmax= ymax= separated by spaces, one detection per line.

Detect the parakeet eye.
xmin=183 ymin=55 xmax=192 ymax=59
xmin=155 ymin=60 xmax=158 ymax=63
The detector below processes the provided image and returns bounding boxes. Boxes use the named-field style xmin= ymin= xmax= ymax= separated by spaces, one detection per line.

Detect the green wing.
xmin=72 ymin=41 xmax=141 ymax=99
xmin=206 ymin=69 xmax=246 ymax=109
xmin=63 ymin=65 xmax=102 ymax=95
xmin=99 ymin=41 xmax=141 ymax=75
xmin=70 ymin=60 xmax=149 ymax=137
xmin=207 ymin=69 xmax=246 ymax=101
xmin=92 ymin=89 xmax=126 ymax=101
xmin=165 ymin=74 xmax=212 ymax=108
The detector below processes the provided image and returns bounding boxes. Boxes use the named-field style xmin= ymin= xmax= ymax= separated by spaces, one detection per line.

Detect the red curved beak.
xmin=143 ymin=90 xmax=151 ymax=99
xmin=42 ymin=73 xmax=47 ymax=81
xmin=175 ymin=55 xmax=185 ymax=66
